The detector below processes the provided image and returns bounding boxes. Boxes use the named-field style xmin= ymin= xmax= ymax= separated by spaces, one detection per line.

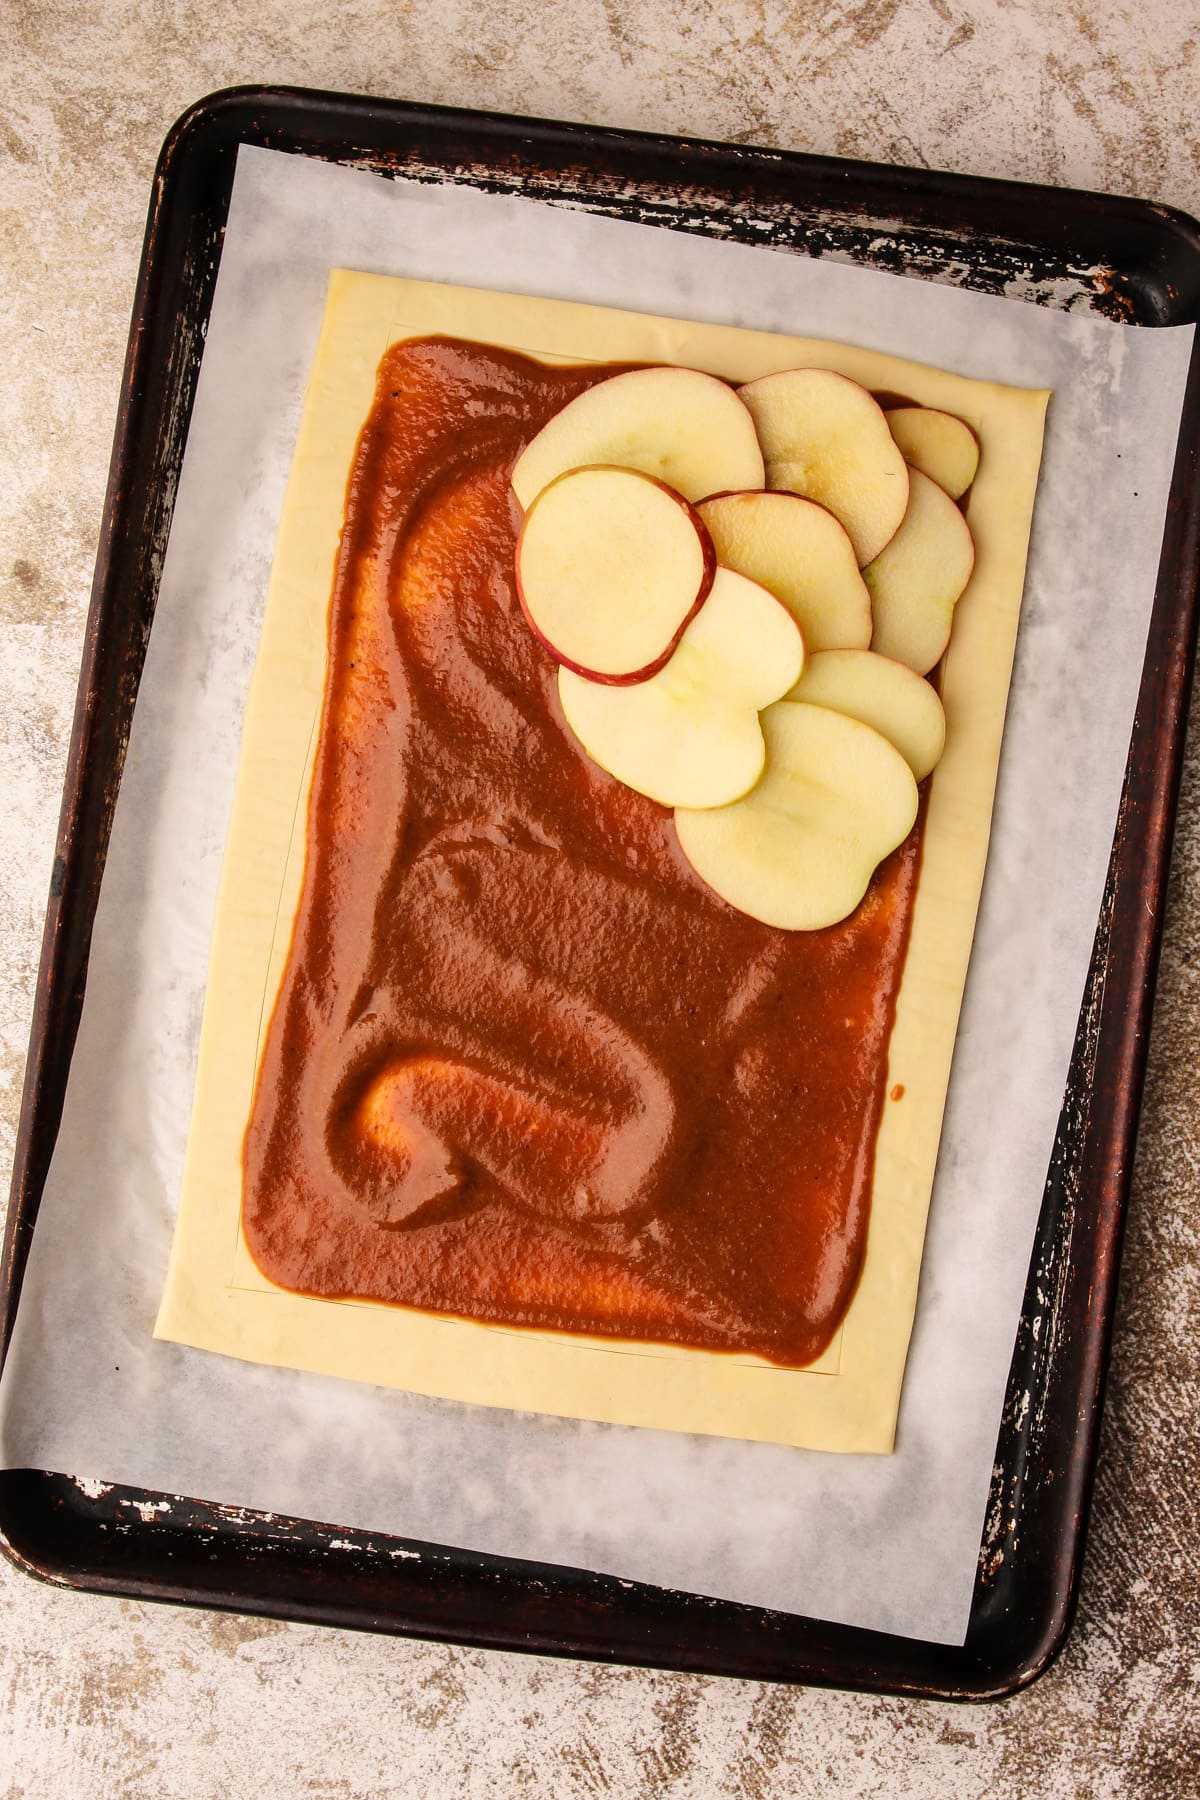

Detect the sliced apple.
xmin=558 ymin=567 xmax=804 ymax=809
xmin=885 ymin=407 xmax=979 ymax=499
xmin=737 ymin=368 xmax=909 ymax=566
xmin=863 ymin=468 xmax=976 ymax=674
xmin=511 ymin=367 xmax=765 ymax=510
xmin=697 ymin=490 xmax=871 ymax=652
xmin=787 ymin=649 xmax=946 ymax=782
xmin=675 ymin=702 xmax=918 ymax=931
xmin=515 ymin=465 xmax=715 ymax=684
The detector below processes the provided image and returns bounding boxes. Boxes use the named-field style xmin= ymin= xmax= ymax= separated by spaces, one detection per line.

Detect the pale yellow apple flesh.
xmin=558 ymin=567 xmax=804 ymax=808
xmin=736 ymin=368 xmax=909 ymax=566
xmin=787 ymin=649 xmax=946 ymax=783
xmin=675 ymin=701 xmax=918 ymax=930
xmin=511 ymin=366 xmax=765 ymax=510
xmin=863 ymin=468 xmax=976 ymax=675
xmin=885 ymin=407 xmax=980 ymax=499
xmin=697 ymin=490 xmax=872 ymax=652
xmin=516 ymin=466 xmax=715 ymax=683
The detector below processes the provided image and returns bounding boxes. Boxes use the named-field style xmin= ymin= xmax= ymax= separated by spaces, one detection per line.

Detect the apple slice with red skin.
xmin=516 ymin=465 xmax=716 ymax=684
xmin=737 ymin=368 xmax=909 ymax=566
xmin=511 ymin=367 xmax=765 ymax=510
xmin=787 ymin=648 xmax=946 ymax=782
xmin=558 ymin=567 xmax=804 ymax=809
xmin=675 ymin=700 xmax=918 ymax=931
xmin=885 ymin=407 xmax=980 ymax=499
xmin=697 ymin=490 xmax=872 ymax=651
xmin=863 ymin=468 xmax=976 ymax=675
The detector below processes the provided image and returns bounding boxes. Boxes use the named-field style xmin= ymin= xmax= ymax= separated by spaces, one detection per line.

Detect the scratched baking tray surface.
xmin=3 ymin=87 xmax=1198 ymax=1698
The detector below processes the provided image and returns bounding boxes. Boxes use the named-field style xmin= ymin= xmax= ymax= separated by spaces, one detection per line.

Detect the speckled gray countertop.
xmin=2 ymin=4 xmax=1198 ymax=1795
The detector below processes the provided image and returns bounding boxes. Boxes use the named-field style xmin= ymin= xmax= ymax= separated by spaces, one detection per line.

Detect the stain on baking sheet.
xmin=338 ymin=150 xmax=1123 ymax=316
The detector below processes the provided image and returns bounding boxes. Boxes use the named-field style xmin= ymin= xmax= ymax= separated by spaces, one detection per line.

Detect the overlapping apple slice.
xmin=697 ymin=491 xmax=872 ymax=651
xmin=516 ymin=465 xmax=715 ymax=683
xmin=512 ymin=366 xmax=765 ymax=510
xmin=863 ymin=468 xmax=976 ymax=674
xmin=676 ymin=702 xmax=919 ymax=931
xmin=736 ymin=369 xmax=909 ymax=566
xmin=558 ymin=568 xmax=804 ymax=808
xmin=787 ymin=649 xmax=945 ymax=782
xmin=885 ymin=407 xmax=979 ymax=499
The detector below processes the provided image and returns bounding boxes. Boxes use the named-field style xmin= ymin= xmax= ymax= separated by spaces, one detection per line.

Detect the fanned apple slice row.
xmin=885 ymin=407 xmax=980 ymax=499
xmin=787 ymin=649 xmax=946 ymax=782
xmin=676 ymin=701 xmax=918 ymax=931
xmin=558 ymin=568 xmax=804 ymax=809
xmin=697 ymin=491 xmax=872 ymax=652
xmin=511 ymin=367 xmax=765 ymax=510
xmin=516 ymin=466 xmax=716 ymax=684
xmin=737 ymin=369 xmax=909 ymax=567
xmin=864 ymin=468 xmax=976 ymax=675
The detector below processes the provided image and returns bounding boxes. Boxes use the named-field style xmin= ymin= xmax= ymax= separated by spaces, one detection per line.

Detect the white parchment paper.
xmin=0 ymin=146 xmax=1192 ymax=1646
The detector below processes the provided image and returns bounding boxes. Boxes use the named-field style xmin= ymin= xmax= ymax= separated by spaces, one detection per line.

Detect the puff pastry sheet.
xmin=156 ymin=272 xmax=1048 ymax=1452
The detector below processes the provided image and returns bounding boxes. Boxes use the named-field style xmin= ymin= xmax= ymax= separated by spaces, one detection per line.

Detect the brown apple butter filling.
xmin=242 ymin=336 xmax=924 ymax=1368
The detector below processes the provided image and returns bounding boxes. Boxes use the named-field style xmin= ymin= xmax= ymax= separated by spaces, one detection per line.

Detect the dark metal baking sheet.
xmin=2 ymin=85 xmax=1198 ymax=1698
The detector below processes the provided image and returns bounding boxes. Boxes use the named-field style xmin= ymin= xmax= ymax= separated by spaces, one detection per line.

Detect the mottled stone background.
xmin=2 ymin=3 xmax=1198 ymax=1794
